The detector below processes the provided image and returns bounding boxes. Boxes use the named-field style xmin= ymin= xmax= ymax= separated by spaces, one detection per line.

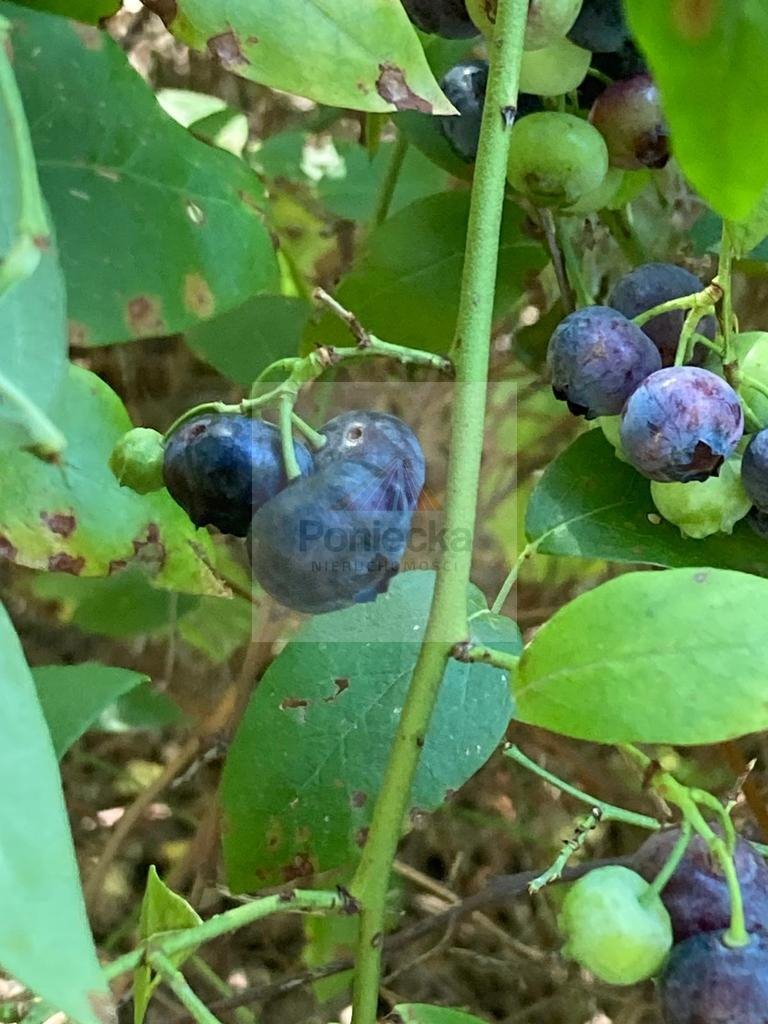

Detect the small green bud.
xmin=109 ymin=427 xmax=165 ymax=494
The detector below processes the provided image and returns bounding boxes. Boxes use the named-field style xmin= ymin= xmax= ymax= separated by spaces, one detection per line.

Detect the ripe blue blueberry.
xmin=747 ymin=506 xmax=768 ymax=540
xmin=633 ymin=827 xmax=768 ymax=943
xmin=316 ymin=410 xmax=426 ymax=511
xmin=248 ymin=460 xmax=413 ymax=614
xmin=659 ymin=931 xmax=768 ymax=1024
xmin=620 ymin=367 xmax=744 ymax=483
xmin=548 ymin=306 xmax=662 ymax=419
xmin=568 ymin=0 xmax=628 ymax=53
xmin=742 ymin=430 xmax=768 ymax=512
xmin=163 ymin=414 xmax=313 ymax=537
xmin=609 ymin=263 xmax=717 ymax=367
xmin=401 ymin=0 xmax=478 ymax=38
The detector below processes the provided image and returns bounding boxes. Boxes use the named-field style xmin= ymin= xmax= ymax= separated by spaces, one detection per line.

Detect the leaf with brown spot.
xmin=3 ymin=4 xmax=278 ymax=345
xmin=0 ymin=363 xmax=226 ymax=596
xmin=144 ymin=0 xmax=454 ymax=114
xmin=221 ymin=572 xmax=519 ymax=890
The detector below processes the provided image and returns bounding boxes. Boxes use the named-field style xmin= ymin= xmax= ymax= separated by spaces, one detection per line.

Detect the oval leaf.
xmin=0 ymin=363 xmax=226 ymax=596
xmin=154 ymin=0 xmax=454 ymax=115
xmin=3 ymin=4 xmax=278 ymax=345
xmin=525 ymin=429 xmax=768 ymax=576
xmin=221 ymin=571 xmax=518 ymax=890
xmin=626 ymin=0 xmax=768 ymax=220
xmin=393 ymin=1007 xmax=489 ymax=1024
xmin=516 ymin=567 xmax=768 ymax=745
xmin=0 ymin=603 xmax=112 ymax=1023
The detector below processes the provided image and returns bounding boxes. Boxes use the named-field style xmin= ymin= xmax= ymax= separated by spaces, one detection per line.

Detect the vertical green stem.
xmin=0 ymin=367 xmax=65 ymax=457
xmin=719 ymin=224 xmax=736 ymax=371
xmin=558 ymin=217 xmax=593 ymax=307
xmin=149 ymin=952 xmax=225 ymax=1024
xmin=373 ymin=132 xmax=408 ymax=227
xmin=348 ymin=4 xmax=530 ymax=1020
xmin=278 ymin=393 xmax=301 ymax=480
xmin=645 ymin=820 xmax=691 ymax=900
xmin=0 ymin=15 xmax=50 ymax=294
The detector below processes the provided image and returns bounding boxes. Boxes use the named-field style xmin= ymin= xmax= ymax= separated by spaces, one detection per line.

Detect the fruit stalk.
xmin=346 ymin=4 xmax=535 ymax=1019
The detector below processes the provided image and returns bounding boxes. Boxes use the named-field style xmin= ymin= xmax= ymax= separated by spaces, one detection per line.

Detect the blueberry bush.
xmin=4 ymin=2 xmax=768 ymax=1023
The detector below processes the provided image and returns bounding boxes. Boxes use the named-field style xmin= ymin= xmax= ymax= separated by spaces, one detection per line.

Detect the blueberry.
xmin=468 ymin=0 xmax=583 ymax=50
xmin=620 ymin=367 xmax=743 ymax=483
xmin=567 ymin=0 xmax=628 ymax=53
xmin=558 ymin=866 xmax=672 ymax=985
xmin=163 ymin=414 xmax=313 ymax=537
xmin=248 ymin=460 xmax=413 ymax=614
xmin=400 ymin=0 xmax=478 ymax=38
xmin=437 ymin=60 xmax=544 ymax=163
xmin=747 ymin=506 xmax=768 ymax=540
xmin=609 ymin=263 xmax=718 ymax=367
xmin=507 ymin=112 xmax=608 ymax=207
xmin=633 ymin=827 xmax=768 ymax=942
xmin=548 ymin=306 xmax=662 ymax=419
xmin=659 ymin=931 xmax=768 ymax=1024
xmin=589 ymin=75 xmax=670 ymax=170
xmin=315 ymin=410 xmax=426 ymax=512
xmin=742 ymin=430 xmax=768 ymax=512
xmin=577 ymin=40 xmax=648 ymax=107
xmin=650 ymin=458 xmax=751 ymax=539
xmin=110 ymin=427 xmax=165 ymax=494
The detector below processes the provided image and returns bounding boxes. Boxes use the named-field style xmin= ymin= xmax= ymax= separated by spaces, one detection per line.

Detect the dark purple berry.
xmin=547 ymin=305 xmax=662 ymax=419
xmin=747 ymin=506 xmax=768 ymax=539
xmin=315 ymin=410 xmax=425 ymax=511
xmin=609 ymin=263 xmax=718 ymax=367
xmin=401 ymin=0 xmax=478 ymax=38
xmin=568 ymin=0 xmax=628 ymax=53
xmin=659 ymin=931 xmax=768 ymax=1024
xmin=163 ymin=414 xmax=313 ymax=537
xmin=633 ymin=827 xmax=768 ymax=943
xmin=589 ymin=74 xmax=670 ymax=170
xmin=742 ymin=430 xmax=768 ymax=512
xmin=620 ymin=367 xmax=744 ymax=483
xmin=248 ymin=460 xmax=413 ymax=614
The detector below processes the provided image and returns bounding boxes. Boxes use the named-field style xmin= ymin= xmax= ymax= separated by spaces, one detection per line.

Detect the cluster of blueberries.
xmin=560 ymin=827 xmax=768 ymax=1023
xmin=547 ymin=261 xmax=768 ymax=542
xmin=162 ymin=410 xmax=425 ymax=614
xmin=403 ymin=0 xmax=666 ymax=211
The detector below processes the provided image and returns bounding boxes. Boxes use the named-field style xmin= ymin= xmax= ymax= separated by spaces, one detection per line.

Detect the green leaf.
xmin=178 ymin=593 xmax=254 ymax=663
xmin=155 ymin=0 xmax=454 ymax=115
xmin=97 ymin=684 xmax=186 ymax=733
xmin=305 ymin=193 xmax=546 ymax=354
xmin=0 ymin=602 xmax=111 ymax=1023
xmin=186 ymin=295 xmax=310 ymax=387
xmin=33 ymin=663 xmax=148 ymax=758
xmin=12 ymin=0 xmax=118 ymax=21
xmin=525 ymin=430 xmax=768 ymax=575
xmin=516 ymin=567 xmax=768 ymax=745
xmin=393 ymin=1006 xmax=489 ymax=1024
xmin=221 ymin=571 xmax=518 ymax=890
xmin=3 ymin=3 xmax=278 ymax=345
xmin=625 ymin=0 xmax=768 ymax=220
xmin=134 ymin=866 xmax=202 ymax=1024
xmin=0 ymin=363 xmax=227 ymax=596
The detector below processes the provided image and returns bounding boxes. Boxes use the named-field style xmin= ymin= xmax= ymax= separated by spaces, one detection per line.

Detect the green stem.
xmin=0 ymin=367 xmax=66 ymax=457
xmin=557 ymin=217 xmax=593 ymax=307
xmin=528 ymin=809 xmax=602 ymax=894
xmin=452 ymin=642 xmax=520 ymax=673
xmin=720 ymin=223 xmax=736 ymax=368
xmin=632 ymin=287 xmax=718 ymax=328
xmin=190 ymin=956 xmax=257 ymax=1024
xmin=599 ymin=209 xmax=645 ymax=266
xmin=539 ymin=208 xmax=574 ymax=313
xmin=373 ymin=132 xmax=408 ymax=226
xmin=291 ymin=411 xmax=327 ymax=450
xmin=347 ymin=3 xmax=530 ymax=1020
xmin=645 ymin=819 xmax=691 ymax=900
xmin=102 ymin=890 xmax=347 ymax=982
xmin=491 ymin=539 xmax=539 ymax=614
xmin=505 ymin=745 xmax=660 ymax=830
xmin=673 ymin=306 xmax=702 ymax=367
xmin=149 ymin=951 xmax=224 ymax=1024
xmin=0 ymin=15 xmax=51 ymax=296
xmin=278 ymin=393 xmax=301 ymax=480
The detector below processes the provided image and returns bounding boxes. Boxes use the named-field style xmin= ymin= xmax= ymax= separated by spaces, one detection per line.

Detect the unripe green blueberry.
xmin=650 ymin=458 xmax=751 ymax=539
xmin=737 ymin=331 xmax=768 ymax=427
xmin=563 ymin=168 xmax=650 ymax=216
xmin=519 ymin=36 xmax=591 ymax=96
xmin=467 ymin=0 xmax=583 ymax=50
xmin=109 ymin=427 xmax=165 ymax=494
xmin=507 ymin=112 xmax=608 ymax=208
xmin=559 ymin=866 xmax=673 ymax=985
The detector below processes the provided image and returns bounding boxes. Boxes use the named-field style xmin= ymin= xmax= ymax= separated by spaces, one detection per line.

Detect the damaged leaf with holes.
xmin=0 ymin=363 xmax=226 ymax=596
xmin=1 ymin=3 xmax=278 ymax=345
xmin=142 ymin=0 xmax=455 ymax=115
xmin=221 ymin=571 xmax=519 ymax=890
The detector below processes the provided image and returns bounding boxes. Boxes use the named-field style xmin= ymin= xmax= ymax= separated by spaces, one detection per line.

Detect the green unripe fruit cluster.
xmin=650 ymin=458 xmax=751 ymax=539
xmin=507 ymin=112 xmax=608 ymax=208
xmin=467 ymin=0 xmax=583 ymax=50
xmin=109 ymin=427 xmax=166 ymax=495
xmin=559 ymin=866 xmax=673 ymax=985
